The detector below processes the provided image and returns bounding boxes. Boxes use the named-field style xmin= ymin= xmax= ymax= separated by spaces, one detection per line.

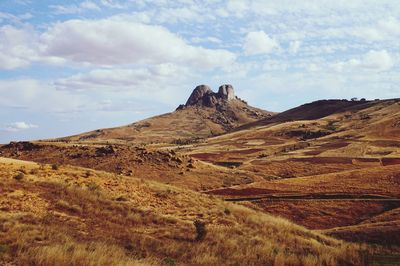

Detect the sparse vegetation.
xmin=84 ymin=170 xmax=91 ymax=178
xmin=55 ymin=200 xmax=82 ymax=214
xmin=13 ymin=172 xmax=24 ymax=180
xmin=1 ymin=97 xmax=400 ymax=265
xmin=0 ymin=244 xmax=9 ymax=256
xmin=193 ymin=220 xmax=207 ymax=241
xmin=87 ymin=182 xmax=100 ymax=192
xmin=51 ymin=164 xmax=59 ymax=170
xmin=224 ymin=208 xmax=231 ymax=215
xmin=19 ymin=240 xmax=153 ymax=266
xmin=161 ymin=257 xmax=176 ymax=266
xmin=30 ymin=168 xmax=39 ymax=175
xmin=0 ymin=149 xmax=379 ymax=266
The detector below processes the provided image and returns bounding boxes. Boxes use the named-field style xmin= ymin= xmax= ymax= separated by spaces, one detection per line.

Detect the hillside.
xmin=1 ymin=97 xmax=399 ymax=260
xmin=235 ymin=99 xmax=392 ymax=131
xmin=0 ymin=158 xmax=365 ymax=265
xmin=59 ymin=84 xmax=273 ymax=144
xmin=179 ymin=98 xmax=400 ymax=246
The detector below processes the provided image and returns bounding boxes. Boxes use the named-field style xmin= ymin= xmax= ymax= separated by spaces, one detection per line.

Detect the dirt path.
xmin=0 ymin=157 xmax=38 ymax=166
xmin=224 ymin=193 xmax=400 ymax=202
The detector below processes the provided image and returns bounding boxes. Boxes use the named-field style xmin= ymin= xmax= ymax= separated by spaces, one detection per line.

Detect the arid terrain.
xmin=1 ymin=86 xmax=399 ymax=265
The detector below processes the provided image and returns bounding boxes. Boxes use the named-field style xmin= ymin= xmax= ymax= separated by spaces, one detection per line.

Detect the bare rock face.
xmin=185 ymin=85 xmax=213 ymax=106
xmin=177 ymin=84 xmax=237 ymax=110
xmin=218 ymin=84 xmax=235 ymax=100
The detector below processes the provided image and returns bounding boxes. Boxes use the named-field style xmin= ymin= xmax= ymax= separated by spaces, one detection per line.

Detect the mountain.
xmin=59 ymin=84 xmax=273 ymax=144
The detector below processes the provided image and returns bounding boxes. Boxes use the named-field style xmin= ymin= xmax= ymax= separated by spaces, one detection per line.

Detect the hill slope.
xmin=59 ymin=84 xmax=273 ymax=144
xmin=0 ymin=158 xmax=364 ymax=266
xmin=236 ymin=99 xmax=395 ymax=131
xmin=178 ymin=98 xmax=400 ymax=246
xmin=2 ymin=97 xmax=399 ymax=251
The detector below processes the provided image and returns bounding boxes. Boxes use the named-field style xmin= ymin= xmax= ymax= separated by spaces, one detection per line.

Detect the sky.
xmin=0 ymin=0 xmax=399 ymax=143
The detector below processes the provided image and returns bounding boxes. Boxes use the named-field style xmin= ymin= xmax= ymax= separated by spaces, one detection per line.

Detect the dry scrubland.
xmin=0 ymin=158 xmax=366 ymax=266
xmin=1 ymin=98 xmax=400 ymax=265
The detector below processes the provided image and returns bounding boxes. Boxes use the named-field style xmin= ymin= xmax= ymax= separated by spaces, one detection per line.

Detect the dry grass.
xmin=19 ymin=240 xmax=155 ymax=266
xmin=0 ymin=159 xmax=367 ymax=265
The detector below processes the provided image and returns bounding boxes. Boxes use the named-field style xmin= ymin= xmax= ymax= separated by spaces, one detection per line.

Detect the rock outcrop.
xmin=185 ymin=85 xmax=213 ymax=106
xmin=218 ymin=84 xmax=235 ymax=100
xmin=177 ymin=84 xmax=237 ymax=110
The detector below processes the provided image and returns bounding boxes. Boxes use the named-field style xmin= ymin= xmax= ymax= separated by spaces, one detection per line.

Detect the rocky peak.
xmin=218 ymin=84 xmax=235 ymax=100
xmin=177 ymin=84 xmax=238 ymax=110
xmin=185 ymin=85 xmax=212 ymax=106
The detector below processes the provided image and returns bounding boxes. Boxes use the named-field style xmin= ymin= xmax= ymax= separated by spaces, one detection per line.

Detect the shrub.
xmin=51 ymin=164 xmax=59 ymax=170
xmin=87 ymin=182 xmax=100 ymax=192
xmin=30 ymin=168 xmax=39 ymax=175
xmin=224 ymin=208 xmax=231 ymax=215
xmin=55 ymin=200 xmax=82 ymax=214
xmin=19 ymin=167 xmax=27 ymax=174
xmin=162 ymin=257 xmax=176 ymax=266
xmin=194 ymin=220 xmax=207 ymax=241
xmin=0 ymin=244 xmax=9 ymax=255
xmin=115 ymin=195 xmax=128 ymax=202
xmin=14 ymin=172 xmax=25 ymax=181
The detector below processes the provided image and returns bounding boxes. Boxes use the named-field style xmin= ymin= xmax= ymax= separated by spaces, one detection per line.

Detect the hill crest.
xmin=56 ymin=84 xmax=273 ymax=144
xmin=177 ymin=84 xmax=240 ymax=110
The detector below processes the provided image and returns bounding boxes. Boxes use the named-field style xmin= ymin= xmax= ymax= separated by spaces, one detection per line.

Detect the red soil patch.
xmin=235 ymin=148 xmax=264 ymax=155
xmin=191 ymin=149 xmax=263 ymax=161
xmin=291 ymin=157 xmax=354 ymax=164
xmin=190 ymin=153 xmax=219 ymax=161
xmin=253 ymin=200 xmax=399 ymax=230
xmin=206 ymin=187 xmax=282 ymax=197
xmin=318 ymin=141 xmax=350 ymax=149
xmin=371 ymin=140 xmax=400 ymax=148
xmin=303 ymin=150 xmax=324 ymax=156
xmin=382 ymin=158 xmax=400 ymax=166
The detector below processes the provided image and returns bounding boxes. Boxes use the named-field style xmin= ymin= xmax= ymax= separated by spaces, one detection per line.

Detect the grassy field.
xmin=0 ymin=158 xmax=367 ymax=266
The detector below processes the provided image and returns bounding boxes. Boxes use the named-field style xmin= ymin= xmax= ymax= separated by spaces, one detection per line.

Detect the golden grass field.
xmin=0 ymin=158 xmax=370 ymax=266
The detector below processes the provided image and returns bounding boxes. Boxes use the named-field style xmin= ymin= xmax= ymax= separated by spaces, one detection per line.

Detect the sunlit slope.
xmin=0 ymin=158 xmax=364 ymax=266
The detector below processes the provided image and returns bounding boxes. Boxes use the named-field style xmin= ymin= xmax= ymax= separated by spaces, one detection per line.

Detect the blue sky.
xmin=0 ymin=0 xmax=399 ymax=143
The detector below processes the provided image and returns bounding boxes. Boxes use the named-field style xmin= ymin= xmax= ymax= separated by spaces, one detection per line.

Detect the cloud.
xmin=50 ymin=1 xmax=100 ymax=14
xmin=0 ymin=25 xmax=38 ymax=69
xmin=53 ymin=64 xmax=193 ymax=91
xmin=289 ymin=40 xmax=301 ymax=54
xmin=40 ymin=18 xmax=235 ymax=69
xmin=100 ymin=0 xmax=125 ymax=9
xmin=334 ymin=50 xmax=395 ymax=72
xmin=0 ymin=79 xmax=86 ymax=113
xmin=351 ymin=17 xmax=400 ymax=42
xmin=3 ymin=121 xmax=38 ymax=132
xmin=243 ymin=31 xmax=279 ymax=55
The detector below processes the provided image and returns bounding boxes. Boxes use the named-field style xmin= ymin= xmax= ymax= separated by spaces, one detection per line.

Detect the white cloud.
xmin=50 ymin=1 xmax=100 ymax=14
xmin=226 ymin=0 xmax=249 ymax=17
xmin=53 ymin=64 xmax=192 ymax=91
xmin=289 ymin=40 xmax=301 ymax=54
xmin=40 ymin=18 xmax=235 ymax=69
xmin=100 ymin=0 xmax=125 ymax=9
xmin=352 ymin=17 xmax=400 ymax=42
xmin=0 ymin=25 xmax=38 ymax=69
xmin=191 ymin=36 xmax=222 ymax=44
xmin=243 ymin=31 xmax=279 ymax=55
xmin=0 ymin=79 xmax=86 ymax=113
xmin=334 ymin=50 xmax=395 ymax=72
xmin=3 ymin=122 xmax=38 ymax=132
